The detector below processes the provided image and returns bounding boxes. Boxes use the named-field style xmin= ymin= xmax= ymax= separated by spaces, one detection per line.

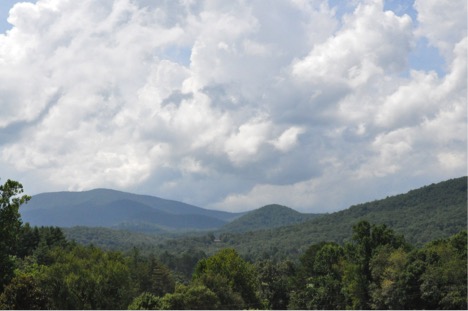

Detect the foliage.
xmin=160 ymin=283 xmax=220 ymax=310
xmin=129 ymin=252 xmax=175 ymax=297
xmin=193 ymin=248 xmax=262 ymax=309
xmin=159 ymin=248 xmax=207 ymax=280
xmin=63 ymin=226 xmax=168 ymax=252
xmin=368 ymin=246 xmax=408 ymax=309
xmin=0 ymin=273 xmax=48 ymax=310
xmin=17 ymin=224 xmax=68 ymax=261
xmin=37 ymin=245 xmax=133 ymax=309
xmin=341 ymin=221 xmax=408 ymax=309
xmin=0 ymin=179 xmax=31 ymax=290
xmin=289 ymin=242 xmax=347 ymax=309
xmin=256 ymin=260 xmax=295 ymax=309
xmin=128 ymin=292 xmax=162 ymax=310
xmin=287 ymin=222 xmax=467 ymax=310
xmin=192 ymin=273 xmax=245 ymax=309
xmin=417 ymin=231 xmax=467 ymax=309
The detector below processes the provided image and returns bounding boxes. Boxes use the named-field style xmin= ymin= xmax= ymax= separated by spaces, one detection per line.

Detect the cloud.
xmin=224 ymin=117 xmax=273 ymax=166
xmin=0 ymin=0 xmax=465 ymax=212
xmin=292 ymin=0 xmax=413 ymax=83
xmin=414 ymin=0 xmax=467 ymax=58
xmin=270 ymin=126 xmax=306 ymax=152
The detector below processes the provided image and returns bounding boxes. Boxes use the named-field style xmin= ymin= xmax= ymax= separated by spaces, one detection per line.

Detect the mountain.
xmin=20 ymin=189 xmax=243 ymax=231
xmin=28 ymin=177 xmax=468 ymax=261
xmin=220 ymin=204 xmax=323 ymax=233
xmin=211 ymin=176 xmax=467 ymax=259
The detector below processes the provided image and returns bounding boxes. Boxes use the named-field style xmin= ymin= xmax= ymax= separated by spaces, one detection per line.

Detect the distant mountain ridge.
xmin=220 ymin=204 xmax=322 ymax=233
xmin=20 ymin=177 xmax=467 ymax=244
xmin=24 ymin=188 xmax=240 ymax=220
xmin=21 ymin=189 xmax=243 ymax=231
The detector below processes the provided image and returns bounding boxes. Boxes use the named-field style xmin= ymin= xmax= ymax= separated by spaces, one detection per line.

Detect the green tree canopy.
xmin=39 ymin=245 xmax=133 ymax=309
xmin=0 ymin=179 xmax=30 ymax=290
xmin=289 ymin=242 xmax=346 ymax=309
xmin=160 ymin=283 xmax=220 ymax=310
xmin=342 ymin=220 xmax=408 ymax=309
xmin=193 ymin=248 xmax=262 ymax=309
xmin=128 ymin=292 xmax=162 ymax=310
xmin=0 ymin=273 xmax=48 ymax=310
xmin=256 ymin=260 xmax=295 ymax=309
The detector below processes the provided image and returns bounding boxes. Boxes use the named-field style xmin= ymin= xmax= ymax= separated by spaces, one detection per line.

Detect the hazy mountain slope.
xmin=22 ymin=199 xmax=227 ymax=229
xmin=20 ymin=189 xmax=241 ymax=230
xmin=24 ymin=189 xmax=241 ymax=221
xmin=220 ymin=204 xmax=322 ymax=233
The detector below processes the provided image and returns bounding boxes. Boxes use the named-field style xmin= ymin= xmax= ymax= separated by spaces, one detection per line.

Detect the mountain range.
xmin=20 ymin=188 xmax=318 ymax=232
xmin=61 ymin=176 xmax=467 ymax=260
xmin=21 ymin=176 xmax=467 ymax=256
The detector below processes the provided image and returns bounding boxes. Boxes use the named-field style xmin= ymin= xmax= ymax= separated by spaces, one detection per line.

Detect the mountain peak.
xmin=220 ymin=203 xmax=322 ymax=233
xmin=256 ymin=204 xmax=301 ymax=213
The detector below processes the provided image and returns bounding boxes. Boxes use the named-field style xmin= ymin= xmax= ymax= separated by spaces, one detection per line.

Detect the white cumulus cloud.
xmin=0 ymin=0 xmax=465 ymax=212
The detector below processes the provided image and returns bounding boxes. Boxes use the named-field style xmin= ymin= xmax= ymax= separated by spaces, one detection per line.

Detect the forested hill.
xmin=220 ymin=204 xmax=322 ymax=233
xmin=214 ymin=176 xmax=467 ymax=259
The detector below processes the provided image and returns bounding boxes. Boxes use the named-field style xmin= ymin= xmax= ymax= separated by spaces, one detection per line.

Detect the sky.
xmin=0 ymin=0 xmax=466 ymax=213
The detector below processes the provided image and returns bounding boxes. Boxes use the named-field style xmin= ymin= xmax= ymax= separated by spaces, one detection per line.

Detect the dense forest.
xmin=1 ymin=178 xmax=467 ymax=309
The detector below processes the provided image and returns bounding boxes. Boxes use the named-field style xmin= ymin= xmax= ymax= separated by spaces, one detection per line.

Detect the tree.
xmin=16 ymin=224 xmax=40 ymax=258
xmin=418 ymin=231 xmax=467 ymax=309
xmin=289 ymin=242 xmax=346 ymax=309
xmin=129 ymin=252 xmax=175 ymax=297
xmin=379 ymin=231 xmax=468 ymax=310
xmin=39 ymin=245 xmax=133 ymax=309
xmin=193 ymin=273 xmax=244 ymax=309
xmin=342 ymin=220 xmax=407 ymax=309
xmin=256 ymin=260 xmax=295 ymax=309
xmin=17 ymin=225 xmax=68 ymax=261
xmin=0 ymin=179 xmax=30 ymax=290
xmin=193 ymin=248 xmax=262 ymax=309
xmin=128 ymin=292 xmax=162 ymax=310
xmin=160 ymin=284 xmax=220 ymax=310
xmin=158 ymin=249 xmax=206 ymax=280
xmin=0 ymin=273 xmax=48 ymax=310
xmin=369 ymin=245 xmax=409 ymax=309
